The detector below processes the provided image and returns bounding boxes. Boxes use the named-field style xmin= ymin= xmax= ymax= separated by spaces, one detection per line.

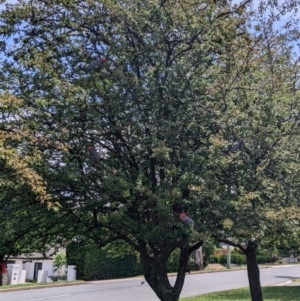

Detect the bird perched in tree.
xmin=180 ymin=212 xmax=200 ymax=232
xmin=87 ymin=146 xmax=100 ymax=165
xmin=85 ymin=56 xmax=106 ymax=73
xmin=228 ymin=139 xmax=244 ymax=153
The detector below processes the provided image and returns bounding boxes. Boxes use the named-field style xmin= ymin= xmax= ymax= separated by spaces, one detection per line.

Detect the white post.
xmin=227 ymin=244 xmax=231 ymax=268
xmin=67 ymin=265 xmax=76 ymax=281
xmin=37 ymin=270 xmax=48 ymax=283
xmin=227 ymin=237 xmax=231 ymax=268
xmin=7 ymin=264 xmax=20 ymax=285
xmin=19 ymin=270 xmax=26 ymax=284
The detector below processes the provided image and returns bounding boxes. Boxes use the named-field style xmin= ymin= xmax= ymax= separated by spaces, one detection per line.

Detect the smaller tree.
xmin=53 ymin=251 xmax=67 ymax=279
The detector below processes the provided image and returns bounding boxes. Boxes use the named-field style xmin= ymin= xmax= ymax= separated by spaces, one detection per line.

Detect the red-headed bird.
xmin=180 ymin=212 xmax=200 ymax=232
xmin=85 ymin=56 xmax=106 ymax=73
xmin=87 ymin=146 xmax=100 ymax=165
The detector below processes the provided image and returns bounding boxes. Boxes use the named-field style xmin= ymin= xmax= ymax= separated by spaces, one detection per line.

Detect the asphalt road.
xmin=1 ymin=265 xmax=299 ymax=301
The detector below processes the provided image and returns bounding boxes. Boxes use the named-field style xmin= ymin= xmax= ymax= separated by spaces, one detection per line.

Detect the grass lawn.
xmin=0 ymin=283 xmax=35 ymax=290
xmin=181 ymin=287 xmax=300 ymax=301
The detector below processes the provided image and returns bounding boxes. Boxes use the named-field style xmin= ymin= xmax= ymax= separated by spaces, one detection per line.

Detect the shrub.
xmin=167 ymin=249 xmax=180 ymax=273
xmin=53 ymin=251 xmax=67 ymax=277
xmin=216 ymin=254 xmax=246 ymax=265
xmin=213 ymin=248 xmax=227 ymax=256
xmin=167 ymin=248 xmax=196 ymax=273
xmin=231 ymin=247 xmax=244 ymax=255
xmin=256 ymin=256 xmax=273 ymax=264
xmin=214 ymin=254 xmax=273 ymax=265
xmin=208 ymin=255 xmax=218 ymax=263
xmin=49 ymin=275 xmax=67 ymax=282
xmin=232 ymin=254 xmax=247 ymax=265
xmin=203 ymin=243 xmax=218 ymax=268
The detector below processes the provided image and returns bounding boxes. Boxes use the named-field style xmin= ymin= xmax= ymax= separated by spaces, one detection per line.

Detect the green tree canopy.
xmin=0 ymin=93 xmax=63 ymax=285
xmin=1 ymin=1 xmax=300 ymax=300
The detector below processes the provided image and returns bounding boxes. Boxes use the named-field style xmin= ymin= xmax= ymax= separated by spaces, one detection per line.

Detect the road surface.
xmin=0 ymin=265 xmax=299 ymax=301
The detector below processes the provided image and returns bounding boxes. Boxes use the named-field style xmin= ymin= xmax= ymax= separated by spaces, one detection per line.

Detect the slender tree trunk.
xmin=140 ymin=247 xmax=190 ymax=301
xmin=245 ymin=241 xmax=263 ymax=301
xmin=218 ymin=239 xmax=263 ymax=301
xmin=192 ymin=246 xmax=203 ymax=270
xmin=0 ymin=255 xmax=4 ymax=286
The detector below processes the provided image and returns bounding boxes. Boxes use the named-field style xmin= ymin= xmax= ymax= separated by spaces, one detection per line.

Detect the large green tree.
xmin=1 ymin=1 xmax=300 ymax=300
xmin=0 ymin=1 xmax=246 ymax=299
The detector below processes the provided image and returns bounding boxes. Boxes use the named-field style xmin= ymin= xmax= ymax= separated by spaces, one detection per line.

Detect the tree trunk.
xmin=192 ymin=246 xmax=203 ymax=270
xmin=218 ymin=239 xmax=263 ymax=301
xmin=0 ymin=255 xmax=4 ymax=286
xmin=140 ymin=247 xmax=190 ymax=301
xmin=245 ymin=241 xmax=263 ymax=301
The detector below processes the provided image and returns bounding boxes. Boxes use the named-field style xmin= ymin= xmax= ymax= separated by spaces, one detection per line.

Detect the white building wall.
xmin=23 ymin=260 xmax=54 ymax=280
xmin=41 ymin=260 xmax=55 ymax=277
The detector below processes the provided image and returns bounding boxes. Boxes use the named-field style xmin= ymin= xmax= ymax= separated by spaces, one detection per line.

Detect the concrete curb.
xmin=271 ymin=264 xmax=300 ymax=268
xmin=88 ymin=268 xmax=248 ymax=284
xmin=0 ymin=270 xmax=242 ymax=291
xmin=0 ymin=281 xmax=87 ymax=293
xmin=274 ymin=280 xmax=292 ymax=286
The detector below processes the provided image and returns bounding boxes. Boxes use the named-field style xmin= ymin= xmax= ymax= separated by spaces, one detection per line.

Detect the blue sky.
xmin=0 ymin=0 xmax=18 ymax=7
xmin=0 ymin=0 xmax=299 ymax=48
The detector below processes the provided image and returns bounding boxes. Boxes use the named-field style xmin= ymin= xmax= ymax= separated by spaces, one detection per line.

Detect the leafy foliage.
xmin=0 ymin=94 xmax=62 ymax=266
xmin=1 ymin=0 xmax=300 ymax=300
xmin=53 ymin=251 xmax=67 ymax=274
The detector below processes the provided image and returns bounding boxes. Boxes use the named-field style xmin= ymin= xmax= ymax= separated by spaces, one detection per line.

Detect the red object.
xmin=180 ymin=212 xmax=187 ymax=219
xmin=0 ymin=263 xmax=7 ymax=273
xmin=85 ymin=56 xmax=106 ymax=73
xmin=179 ymin=212 xmax=200 ymax=231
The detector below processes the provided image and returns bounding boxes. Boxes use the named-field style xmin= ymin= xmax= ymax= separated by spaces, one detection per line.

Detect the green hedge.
xmin=67 ymin=243 xmax=142 ymax=280
xmin=256 ymin=255 xmax=274 ymax=263
xmin=67 ymin=244 xmax=193 ymax=280
xmin=209 ymin=254 xmax=273 ymax=265
xmin=83 ymin=249 xmax=142 ymax=280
